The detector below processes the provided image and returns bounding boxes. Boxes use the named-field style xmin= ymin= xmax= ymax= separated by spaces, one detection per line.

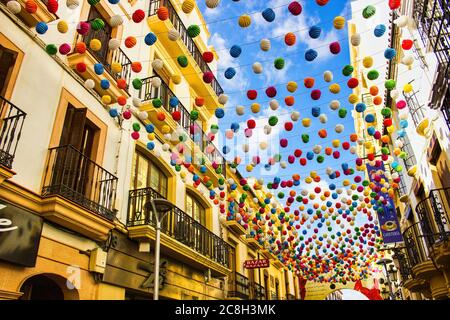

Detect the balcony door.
xmin=85 ymin=6 xmax=113 ymax=66
xmin=0 ymin=45 xmax=17 ymax=97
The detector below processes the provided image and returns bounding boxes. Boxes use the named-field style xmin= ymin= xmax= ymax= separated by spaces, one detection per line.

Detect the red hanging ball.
xmin=247 ymin=90 xmax=258 ymax=100
xmin=329 ymin=41 xmax=341 ymax=55
xmin=203 ymin=71 xmax=214 ymax=83
xmin=132 ymin=9 xmax=146 ymax=23
xmin=347 ymin=78 xmax=359 ymax=89
xmin=389 ymin=0 xmax=401 ymax=10
xmin=402 ymin=39 xmax=413 ymax=50
xmin=316 ymin=0 xmax=330 ymax=6
xmin=311 ymin=89 xmax=321 ymax=100
xmin=203 ymin=51 xmax=214 ymax=63
xmin=288 ymin=1 xmax=302 ymax=16
xmin=285 ymin=122 xmax=293 ymax=131
xmin=172 ymin=111 xmax=181 ymax=121
xmin=266 ymin=86 xmax=277 ymax=98
xmin=247 ymin=119 xmax=256 ymax=129
xmin=47 ymin=0 xmax=58 ymax=14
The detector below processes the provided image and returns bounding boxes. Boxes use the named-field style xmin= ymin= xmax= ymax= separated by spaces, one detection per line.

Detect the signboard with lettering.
xmin=366 ymin=163 xmax=403 ymax=244
xmin=243 ymin=259 xmax=270 ymax=269
xmin=0 ymin=203 xmax=43 ymax=267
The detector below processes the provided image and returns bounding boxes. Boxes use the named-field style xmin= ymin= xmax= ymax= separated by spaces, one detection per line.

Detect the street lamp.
xmin=147 ymin=198 xmax=174 ymax=300
xmin=381 ymin=287 xmax=390 ymax=300
xmin=388 ymin=264 xmax=398 ymax=283
xmin=376 ymin=258 xmax=395 ymax=300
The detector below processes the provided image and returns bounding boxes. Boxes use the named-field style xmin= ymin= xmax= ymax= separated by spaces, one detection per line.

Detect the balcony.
xmin=227 ymin=272 xmax=250 ymax=300
xmin=68 ymin=32 xmax=132 ymax=100
xmin=245 ymin=234 xmax=264 ymax=251
xmin=0 ymin=0 xmax=57 ymax=27
xmin=0 ymin=96 xmax=26 ymax=170
xmin=392 ymin=247 xmax=428 ymax=293
xmin=250 ymin=282 xmax=265 ymax=300
xmin=412 ymin=0 xmax=450 ymax=109
xmin=139 ymin=75 xmax=226 ymax=176
xmin=147 ymin=0 xmax=224 ymax=107
xmin=127 ymin=186 xmax=232 ymax=276
xmin=41 ymin=145 xmax=118 ymax=241
xmin=270 ymin=291 xmax=278 ymax=300
xmin=442 ymin=87 xmax=450 ymax=131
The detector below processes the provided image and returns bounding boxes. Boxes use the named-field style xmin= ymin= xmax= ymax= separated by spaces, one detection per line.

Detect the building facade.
xmin=348 ymin=0 xmax=449 ymax=300
xmin=0 ymin=0 xmax=298 ymax=300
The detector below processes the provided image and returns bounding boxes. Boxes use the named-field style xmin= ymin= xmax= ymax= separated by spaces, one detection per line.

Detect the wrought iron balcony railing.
xmin=399 ymin=134 xmax=417 ymax=170
xmin=127 ymin=186 xmax=231 ymax=268
xmin=148 ymin=0 xmax=224 ymax=97
xmin=228 ymin=271 xmax=250 ymax=300
xmin=0 ymin=96 xmax=26 ymax=169
xmin=442 ymin=87 xmax=450 ymax=131
xmin=250 ymin=282 xmax=265 ymax=300
xmin=42 ymin=145 xmax=118 ymax=220
xmin=392 ymin=248 xmax=414 ymax=282
xmin=139 ymin=75 xmax=226 ymax=176
xmin=403 ymin=222 xmax=431 ymax=267
xmin=402 ymin=85 xmax=426 ymax=127
xmin=75 ymin=30 xmax=132 ymax=93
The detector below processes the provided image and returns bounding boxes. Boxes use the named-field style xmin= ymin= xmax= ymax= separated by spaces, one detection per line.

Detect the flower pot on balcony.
xmin=407 ymin=165 xmax=417 ymax=178
xmin=416 ymin=118 xmax=431 ymax=137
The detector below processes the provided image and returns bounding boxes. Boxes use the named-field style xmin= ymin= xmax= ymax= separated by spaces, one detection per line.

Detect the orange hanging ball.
xmin=304 ymin=77 xmax=315 ymax=88
xmin=350 ymin=133 xmax=358 ymax=142
xmin=125 ymin=36 xmax=137 ymax=48
xmin=195 ymin=97 xmax=205 ymax=107
xmin=373 ymin=96 xmax=382 ymax=105
xmin=157 ymin=111 xmax=166 ymax=121
xmin=285 ymin=96 xmax=295 ymax=106
xmin=370 ymin=86 xmax=379 ymax=96
xmin=75 ymin=42 xmax=86 ymax=54
xmin=117 ymin=96 xmax=127 ymax=106
xmin=117 ymin=78 xmax=127 ymax=90
xmin=131 ymin=61 xmax=142 ymax=73
xmin=285 ymin=32 xmax=296 ymax=46
xmin=157 ymin=6 xmax=169 ymax=20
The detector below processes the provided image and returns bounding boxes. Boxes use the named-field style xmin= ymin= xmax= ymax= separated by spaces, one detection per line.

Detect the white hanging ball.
xmin=395 ymin=15 xmax=409 ymax=28
xmin=324 ymin=71 xmax=333 ymax=82
xmin=206 ymin=0 xmax=220 ymax=9
xmin=402 ymin=55 xmax=414 ymax=66
xmin=351 ymin=33 xmax=361 ymax=46
xmin=269 ymin=99 xmax=279 ymax=110
xmin=242 ymin=144 xmax=249 ymax=152
xmin=349 ymin=146 xmax=356 ymax=154
xmin=253 ymin=197 xmax=259 ymax=204
xmin=347 ymin=189 xmax=353 ymax=196
xmin=218 ymin=94 xmax=228 ymax=105
xmin=7 ymin=1 xmax=21 ymax=14
xmin=163 ymin=134 xmax=172 ymax=141
xmin=236 ymin=105 xmax=245 ymax=115
xmin=301 ymin=189 xmax=308 ymax=196
xmin=168 ymin=28 xmax=180 ymax=41
xmin=399 ymin=111 xmax=408 ymax=120
xmin=337 ymin=188 xmax=343 ymax=194
xmin=313 ymin=145 xmax=322 ymax=154
xmin=151 ymin=77 xmax=162 ymax=88
xmin=84 ymin=79 xmax=95 ymax=89
xmin=138 ymin=111 xmax=148 ymax=121
xmin=280 ymin=161 xmax=287 ymax=169
xmin=395 ymin=140 xmax=404 ymax=148
xmin=260 ymin=39 xmax=271 ymax=51
xmin=152 ymin=59 xmax=164 ymax=71
xmin=227 ymin=178 xmax=235 ymax=185
xmin=252 ymin=62 xmax=263 ymax=74
xmin=326 ymin=167 xmax=333 ymax=175
xmin=335 ymin=124 xmax=344 ymax=133
xmin=330 ymin=100 xmax=340 ymax=110
xmin=108 ymin=39 xmax=121 ymax=51
xmin=66 ymin=0 xmax=80 ymax=9
xmin=264 ymin=125 xmax=272 ymax=135
xmin=260 ymin=142 xmax=268 ymax=150
xmin=291 ymin=111 xmax=300 ymax=121
xmin=390 ymin=89 xmax=400 ymax=100
xmin=110 ymin=15 xmax=124 ymax=27
xmin=391 ymin=172 xmax=399 ymax=180
xmin=319 ymin=114 xmax=328 ymax=123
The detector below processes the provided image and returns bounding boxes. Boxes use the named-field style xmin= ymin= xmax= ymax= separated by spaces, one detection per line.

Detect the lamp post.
xmin=147 ymin=198 xmax=174 ymax=300
xmin=376 ymin=258 xmax=396 ymax=300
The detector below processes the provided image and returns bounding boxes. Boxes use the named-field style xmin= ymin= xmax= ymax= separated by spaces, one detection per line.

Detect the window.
xmin=84 ymin=6 xmax=113 ymax=65
xmin=131 ymin=150 xmax=168 ymax=197
xmin=0 ymin=44 xmax=18 ymax=97
xmin=186 ymin=191 xmax=206 ymax=225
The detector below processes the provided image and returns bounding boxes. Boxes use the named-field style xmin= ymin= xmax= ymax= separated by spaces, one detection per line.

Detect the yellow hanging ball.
xmin=172 ymin=74 xmax=182 ymax=84
xmin=403 ymin=83 xmax=413 ymax=93
xmin=101 ymin=95 xmax=112 ymax=104
xmin=365 ymin=141 xmax=373 ymax=149
xmin=299 ymin=205 xmax=305 ymax=211
xmin=111 ymin=62 xmax=122 ymax=74
xmin=90 ymin=38 xmax=102 ymax=51
xmin=287 ymin=81 xmax=298 ymax=93
xmin=329 ymin=83 xmax=341 ymax=94
xmin=387 ymin=125 xmax=395 ymax=134
xmin=348 ymin=93 xmax=359 ymax=104
xmin=320 ymin=196 xmax=326 ymax=201
xmin=161 ymin=125 xmax=171 ymax=134
xmin=238 ymin=14 xmax=252 ymax=28
xmin=180 ymin=171 xmax=187 ymax=179
xmin=332 ymin=139 xmax=340 ymax=148
xmin=302 ymin=118 xmax=311 ymax=127
xmin=309 ymin=194 xmax=316 ymax=200
xmin=182 ymin=0 xmax=195 ymax=14
xmin=305 ymin=177 xmax=313 ymax=183
xmin=246 ymin=164 xmax=254 ymax=172
xmin=310 ymin=171 xmax=318 ymax=178
xmin=351 ymin=184 xmax=357 ymax=190
xmin=333 ymin=16 xmax=346 ymax=29
xmin=381 ymin=187 xmax=388 ymax=193
xmin=251 ymin=103 xmax=261 ymax=113
xmin=343 ymin=179 xmax=350 ymax=186
xmin=148 ymin=133 xmax=155 ymax=140
xmin=57 ymin=20 xmax=68 ymax=34
xmin=363 ymin=56 xmax=373 ymax=68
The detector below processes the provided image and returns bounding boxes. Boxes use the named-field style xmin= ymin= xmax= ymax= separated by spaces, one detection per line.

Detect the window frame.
xmin=185 ymin=190 xmax=206 ymax=226
xmin=131 ymin=149 xmax=168 ymax=198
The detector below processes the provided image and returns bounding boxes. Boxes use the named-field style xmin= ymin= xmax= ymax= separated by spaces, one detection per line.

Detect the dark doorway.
xmin=0 ymin=45 xmax=17 ymax=97
xmin=20 ymin=275 xmax=64 ymax=300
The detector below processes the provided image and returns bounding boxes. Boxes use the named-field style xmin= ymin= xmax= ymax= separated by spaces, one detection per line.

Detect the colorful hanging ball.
xmin=309 ymin=26 xmax=322 ymax=39
xmin=333 ymin=16 xmax=345 ymax=29
xmin=132 ymin=9 xmax=145 ymax=23
xmin=305 ymin=49 xmax=318 ymax=62
xmin=76 ymin=62 xmax=87 ymax=73
xmin=76 ymin=21 xmax=90 ymax=35
xmin=238 ymin=14 xmax=252 ymax=28
xmin=25 ymin=0 xmax=37 ymax=13
xmin=402 ymin=39 xmax=414 ymax=50
xmin=224 ymin=67 xmax=236 ymax=79
xmin=57 ymin=20 xmax=69 ymax=33
xmin=389 ymin=0 xmax=401 ymax=10
xmin=145 ymin=32 xmax=157 ymax=46
xmin=260 ymin=39 xmax=271 ymax=51
xmin=362 ymin=5 xmax=376 ymax=19
xmin=385 ymin=79 xmax=396 ymax=90
xmin=125 ymin=36 xmax=137 ymax=48
xmin=274 ymin=58 xmax=285 ymax=70
xmin=203 ymin=51 xmax=214 ymax=63
xmin=90 ymin=18 xmax=105 ymax=31
xmin=182 ymin=0 xmax=195 ymax=14
xmin=46 ymin=0 xmax=58 ymax=14
xmin=36 ymin=22 xmax=48 ymax=34
xmin=177 ymin=55 xmax=188 ymax=68
xmin=285 ymin=32 xmax=296 ymax=46
xmin=262 ymin=8 xmax=276 ymax=22
xmin=75 ymin=41 xmax=86 ymax=54
xmin=304 ymin=77 xmax=315 ymax=88
xmin=215 ymin=108 xmax=225 ymax=118
xmin=59 ymin=43 xmax=71 ymax=55
xmin=351 ymin=33 xmax=361 ymax=46
xmin=187 ymin=25 xmax=201 ymax=38
xmin=311 ymin=90 xmax=321 ymax=101
xmin=347 ymin=78 xmax=359 ymax=89
xmin=374 ymin=24 xmax=386 ymax=37
xmin=329 ymin=41 xmax=341 ymax=54
xmin=230 ymin=45 xmax=242 ymax=58
xmin=288 ymin=1 xmax=302 ymax=16
xmin=131 ymin=61 xmax=142 ymax=73
xmin=157 ymin=6 xmax=169 ymax=20
xmin=203 ymin=71 xmax=214 ymax=83
xmin=342 ymin=65 xmax=354 ymax=76
xmin=384 ymin=48 xmax=396 ymax=60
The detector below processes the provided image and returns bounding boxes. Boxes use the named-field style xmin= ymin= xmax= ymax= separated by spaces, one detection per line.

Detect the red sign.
xmin=243 ymin=259 xmax=270 ymax=269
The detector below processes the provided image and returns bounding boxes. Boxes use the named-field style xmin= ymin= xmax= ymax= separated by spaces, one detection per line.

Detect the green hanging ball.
xmin=215 ymin=167 xmax=222 ymax=174
xmin=317 ymin=155 xmax=325 ymax=163
xmin=274 ymin=154 xmax=282 ymax=162
xmin=91 ymin=18 xmax=105 ymax=31
xmin=342 ymin=65 xmax=354 ymax=76
xmin=187 ymin=25 xmax=201 ymax=38
xmin=88 ymin=0 xmax=100 ymax=5
xmin=175 ymin=164 xmax=181 ymax=172
xmin=381 ymin=107 xmax=392 ymax=117
xmin=152 ymin=98 xmax=163 ymax=108
xmin=132 ymin=78 xmax=143 ymax=90
xmin=132 ymin=123 xmax=141 ymax=132
xmin=177 ymin=55 xmax=188 ymax=68
xmin=338 ymin=108 xmax=348 ymax=118
xmin=385 ymin=79 xmax=396 ymax=90
xmin=399 ymin=151 xmax=408 ymax=159
xmin=395 ymin=165 xmax=403 ymax=172
xmin=46 ymin=44 xmax=58 ymax=55
xmin=302 ymin=134 xmax=310 ymax=143
xmin=274 ymin=58 xmax=285 ymax=70
xmin=362 ymin=5 xmax=376 ymax=19
xmin=362 ymin=180 xmax=369 ymax=186
xmin=381 ymin=147 xmax=390 ymax=155
xmin=367 ymin=70 xmax=379 ymax=80
xmin=190 ymin=110 xmax=199 ymax=120
xmin=268 ymin=116 xmax=278 ymax=126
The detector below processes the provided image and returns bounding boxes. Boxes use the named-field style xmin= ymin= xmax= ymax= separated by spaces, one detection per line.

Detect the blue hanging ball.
xmin=223 ymin=146 xmax=230 ymax=154
xmin=94 ymin=63 xmax=104 ymax=75
xmin=224 ymin=67 xmax=236 ymax=79
xmin=229 ymin=45 xmax=242 ymax=58
xmin=262 ymin=8 xmax=276 ymax=22
xmin=36 ymin=22 xmax=48 ymax=35
xmin=305 ymin=49 xmax=318 ymax=62
xmin=397 ymin=129 xmax=406 ymax=137
xmin=355 ymin=103 xmax=366 ymax=113
xmin=145 ymin=124 xmax=155 ymax=133
xmin=306 ymin=151 xmax=314 ymax=160
xmin=329 ymin=183 xmax=336 ymax=190
xmin=169 ymin=96 xmax=179 ymax=108
xmin=215 ymin=108 xmax=225 ymax=118
xmin=365 ymin=114 xmax=375 ymax=123
xmin=312 ymin=107 xmax=321 ymax=117
xmin=108 ymin=0 xmax=120 ymax=4
xmin=367 ymin=126 xmax=376 ymax=136
xmin=384 ymin=48 xmax=396 ymax=60
xmin=230 ymin=122 xmax=240 ymax=132
xmin=100 ymin=79 xmax=110 ymax=90
xmin=145 ymin=32 xmax=157 ymax=46
xmin=109 ymin=108 xmax=118 ymax=117
xmin=264 ymin=164 xmax=271 ymax=171
xmin=147 ymin=142 xmax=155 ymax=150
xmin=400 ymin=119 xmax=409 ymax=128
xmin=374 ymin=24 xmax=386 ymax=37
xmin=309 ymin=26 xmax=321 ymax=39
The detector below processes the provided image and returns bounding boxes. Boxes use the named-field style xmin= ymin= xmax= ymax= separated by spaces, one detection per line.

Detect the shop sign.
xmin=0 ymin=203 xmax=43 ymax=267
xmin=243 ymin=259 xmax=270 ymax=269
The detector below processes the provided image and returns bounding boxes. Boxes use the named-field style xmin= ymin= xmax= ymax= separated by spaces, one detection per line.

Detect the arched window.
xmin=131 ymin=150 xmax=167 ymax=197
xmin=185 ymin=191 xmax=206 ymax=226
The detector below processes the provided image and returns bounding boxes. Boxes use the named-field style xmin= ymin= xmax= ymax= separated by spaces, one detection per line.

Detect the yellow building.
xmin=0 ymin=0 xmax=298 ymax=300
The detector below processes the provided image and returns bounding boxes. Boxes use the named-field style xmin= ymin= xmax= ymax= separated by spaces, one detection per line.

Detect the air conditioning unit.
xmin=89 ymin=248 xmax=107 ymax=274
